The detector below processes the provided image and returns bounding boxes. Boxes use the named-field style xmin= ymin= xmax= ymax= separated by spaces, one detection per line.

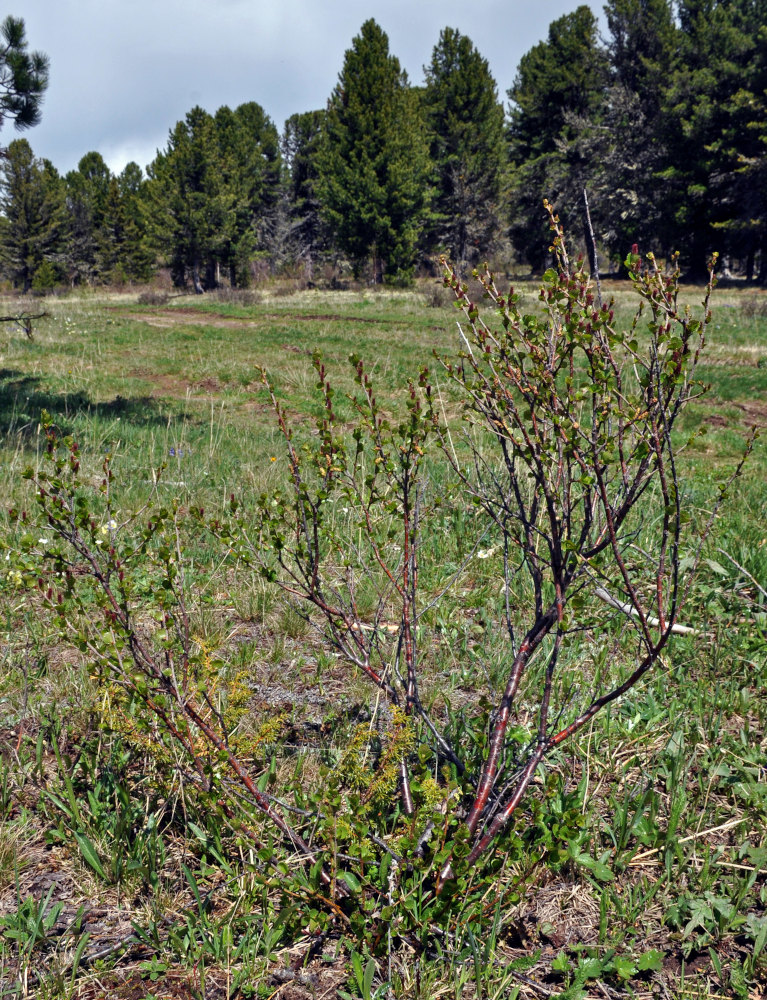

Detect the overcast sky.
xmin=12 ymin=1 xmax=591 ymax=177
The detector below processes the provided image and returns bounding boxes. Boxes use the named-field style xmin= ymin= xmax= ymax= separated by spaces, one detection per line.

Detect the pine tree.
xmin=507 ymin=6 xmax=609 ymax=270
xmin=116 ymin=162 xmax=155 ymax=283
xmin=214 ymin=102 xmax=281 ymax=286
xmin=0 ymin=17 xmax=49 ymax=144
xmin=62 ymin=152 xmax=113 ymax=285
xmin=148 ymin=106 xmax=233 ymax=292
xmin=508 ymin=6 xmax=608 ymax=162
xmin=605 ymin=0 xmax=677 ymax=114
xmin=659 ymin=0 xmax=758 ymax=277
xmin=147 ymin=104 xmax=281 ymax=290
xmin=97 ymin=172 xmax=155 ymax=285
xmin=282 ymin=110 xmax=331 ymax=278
xmin=0 ymin=138 xmax=63 ymax=291
xmin=701 ymin=0 xmax=767 ymax=281
xmin=554 ymin=0 xmax=677 ymax=268
xmin=318 ymin=19 xmax=431 ymax=284
xmin=422 ymin=27 xmax=506 ymax=270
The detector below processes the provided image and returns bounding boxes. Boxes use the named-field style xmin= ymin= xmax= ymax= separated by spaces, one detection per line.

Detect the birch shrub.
xmin=10 ymin=210 xmax=748 ymax=946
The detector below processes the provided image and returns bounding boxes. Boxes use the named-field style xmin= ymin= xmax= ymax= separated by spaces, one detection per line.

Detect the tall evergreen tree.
xmin=318 ymin=19 xmax=431 ymax=284
xmin=659 ymin=0 xmax=758 ymax=276
xmin=148 ymin=103 xmax=280 ymax=291
xmin=422 ymin=28 xmax=506 ymax=269
xmin=115 ymin=162 xmax=155 ymax=282
xmin=96 ymin=176 xmax=125 ymax=280
xmin=553 ymin=87 xmax=660 ymax=265
xmin=63 ymin=152 xmax=113 ymax=284
xmin=509 ymin=6 xmax=608 ymax=162
xmin=700 ymin=0 xmax=767 ymax=280
xmin=605 ymin=0 xmax=677 ymax=113
xmin=214 ymin=102 xmax=281 ymax=285
xmin=148 ymin=106 xmax=233 ymax=292
xmin=0 ymin=138 xmax=63 ymax=291
xmin=552 ymin=0 xmax=677 ymax=266
xmin=282 ymin=110 xmax=331 ymax=277
xmin=66 ymin=150 xmax=113 ymax=284
xmin=507 ymin=6 xmax=609 ymax=269
xmin=97 ymin=171 xmax=155 ymax=284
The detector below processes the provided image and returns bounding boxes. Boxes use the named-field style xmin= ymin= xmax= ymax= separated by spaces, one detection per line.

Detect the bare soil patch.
xmin=118 ymin=307 xmax=406 ymax=329
xmin=128 ymin=367 xmax=225 ymax=397
xmin=701 ymin=397 xmax=767 ymax=428
xmin=733 ymin=399 xmax=767 ymax=427
xmin=118 ymin=309 xmax=257 ymax=331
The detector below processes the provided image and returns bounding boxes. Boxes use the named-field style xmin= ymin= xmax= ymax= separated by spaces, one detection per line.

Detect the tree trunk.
xmin=205 ymin=258 xmax=216 ymax=290
xmin=581 ymin=188 xmax=601 ymax=306
xmin=746 ymin=246 xmax=755 ymax=284
xmin=372 ymin=246 xmax=383 ymax=285
xmin=192 ymin=259 xmax=204 ymax=295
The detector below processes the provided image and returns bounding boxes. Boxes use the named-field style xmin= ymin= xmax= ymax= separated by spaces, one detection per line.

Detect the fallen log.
xmin=0 ymin=310 xmax=49 ymax=339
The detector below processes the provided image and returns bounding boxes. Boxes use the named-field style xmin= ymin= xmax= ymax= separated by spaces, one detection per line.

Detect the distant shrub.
xmin=421 ymin=281 xmax=452 ymax=308
xmin=741 ymin=294 xmax=767 ymax=319
xmin=107 ymin=263 xmax=128 ymax=288
xmin=210 ymin=287 xmax=263 ymax=306
xmin=30 ymin=260 xmax=60 ymax=295
xmin=137 ymin=289 xmax=170 ymax=306
xmin=247 ymin=258 xmax=272 ymax=286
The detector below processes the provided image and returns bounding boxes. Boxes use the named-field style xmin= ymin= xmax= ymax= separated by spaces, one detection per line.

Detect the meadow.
xmin=0 ymin=273 xmax=765 ymax=1000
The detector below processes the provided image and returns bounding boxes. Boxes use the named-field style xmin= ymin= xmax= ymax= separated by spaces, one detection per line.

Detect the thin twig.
xmin=630 ymin=817 xmax=746 ymax=862
xmin=716 ymin=547 xmax=767 ymax=601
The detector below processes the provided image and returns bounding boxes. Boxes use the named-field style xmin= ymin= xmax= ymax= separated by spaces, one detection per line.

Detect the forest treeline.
xmin=2 ymin=0 xmax=766 ymax=292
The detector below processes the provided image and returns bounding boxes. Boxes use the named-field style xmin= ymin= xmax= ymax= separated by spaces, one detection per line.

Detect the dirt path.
xmin=117 ymin=307 xmax=404 ymax=330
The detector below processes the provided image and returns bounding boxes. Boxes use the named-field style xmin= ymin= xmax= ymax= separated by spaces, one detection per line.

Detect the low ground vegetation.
xmin=0 ymin=238 xmax=765 ymax=999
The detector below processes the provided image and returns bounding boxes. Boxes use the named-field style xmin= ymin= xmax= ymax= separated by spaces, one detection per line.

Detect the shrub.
xmin=210 ymin=287 xmax=263 ymax=306
xmin=30 ymin=259 xmax=60 ymax=295
xmin=137 ymin=289 xmax=170 ymax=306
xmin=11 ymin=209 xmax=749 ymax=942
xmin=740 ymin=293 xmax=767 ymax=319
xmin=421 ymin=281 xmax=452 ymax=308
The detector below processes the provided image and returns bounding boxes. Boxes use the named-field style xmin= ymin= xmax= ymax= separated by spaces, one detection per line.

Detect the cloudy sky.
xmin=12 ymin=0 xmax=590 ymax=177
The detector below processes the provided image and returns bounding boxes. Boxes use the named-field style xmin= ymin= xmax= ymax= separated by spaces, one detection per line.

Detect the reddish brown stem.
xmin=464 ymin=604 xmax=558 ymax=835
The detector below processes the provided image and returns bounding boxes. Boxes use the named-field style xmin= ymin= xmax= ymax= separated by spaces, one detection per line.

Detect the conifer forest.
xmin=3 ymin=2 xmax=767 ymax=292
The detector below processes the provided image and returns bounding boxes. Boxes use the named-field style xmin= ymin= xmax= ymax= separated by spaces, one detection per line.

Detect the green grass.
xmin=0 ymin=281 xmax=765 ymax=1000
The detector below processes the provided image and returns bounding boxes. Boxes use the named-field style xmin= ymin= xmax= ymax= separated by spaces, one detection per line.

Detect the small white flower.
xmin=477 ymin=547 xmax=496 ymax=560
xmin=38 ymin=538 xmax=49 ymax=545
